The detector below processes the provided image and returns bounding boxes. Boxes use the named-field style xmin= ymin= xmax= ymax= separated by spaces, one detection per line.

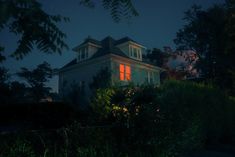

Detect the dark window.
xmin=133 ymin=48 xmax=137 ymax=58
xmin=81 ymin=48 xmax=85 ymax=59
xmin=78 ymin=52 xmax=80 ymax=60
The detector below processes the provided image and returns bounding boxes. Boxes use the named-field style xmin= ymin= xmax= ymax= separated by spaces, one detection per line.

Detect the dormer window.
xmin=77 ymin=47 xmax=88 ymax=61
xmin=129 ymin=45 xmax=142 ymax=60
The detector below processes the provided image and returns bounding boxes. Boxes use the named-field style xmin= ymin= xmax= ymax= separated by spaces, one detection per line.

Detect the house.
xmin=58 ymin=36 xmax=163 ymax=100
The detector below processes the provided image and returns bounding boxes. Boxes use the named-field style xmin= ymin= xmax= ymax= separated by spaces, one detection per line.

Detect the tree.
xmin=0 ymin=0 xmax=69 ymax=59
xmin=145 ymin=47 xmax=199 ymax=80
xmin=0 ymin=67 xmax=10 ymax=104
xmin=0 ymin=0 xmax=138 ymax=60
xmin=89 ymin=67 xmax=112 ymax=91
xmin=80 ymin=0 xmax=139 ymax=22
xmin=174 ymin=2 xmax=235 ymax=95
xmin=145 ymin=48 xmax=170 ymax=67
xmin=10 ymin=81 xmax=28 ymax=103
xmin=17 ymin=61 xmax=53 ymax=101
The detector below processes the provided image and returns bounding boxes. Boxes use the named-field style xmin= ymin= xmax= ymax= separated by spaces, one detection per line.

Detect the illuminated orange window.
xmin=120 ymin=64 xmax=125 ymax=80
xmin=125 ymin=65 xmax=131 ymax=80
xmin=119 ymin=64 xmax=131 ymax=81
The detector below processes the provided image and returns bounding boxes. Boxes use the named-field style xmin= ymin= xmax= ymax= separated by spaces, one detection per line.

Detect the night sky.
xmin=0 ymin=0 xmax=225 ymax=92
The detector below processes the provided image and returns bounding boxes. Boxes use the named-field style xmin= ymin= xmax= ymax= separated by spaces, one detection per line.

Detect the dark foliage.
xmin=174 ymin=1 xmax=235 ymax=95
xmin=63 ymin=81 xmax=88 ymax=109
xmin=145 ymin=48 xmax=170 ymax=67
xmin=89 ymin=67 xmax=112 ymax=91
xmin=0 ymin=0 xmax=69 ymax=59
xmin=0 ymin=81 xmax=235 ymax=156
xmin=17 ymin=61 xmax=53 ymax=102
xmin=80 ymin=0 xmax=139 ymax=22
xmin=0 ymin=102 xmax=75 ymax=130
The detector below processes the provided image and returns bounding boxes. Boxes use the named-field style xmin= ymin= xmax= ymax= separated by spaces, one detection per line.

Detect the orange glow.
xmin=126 ymin=66 xmax=130 ymax=74
xmin=119 ymin=64 xmax=131 ymax=81
xmin=120 ymin=73 xmax=124 ymax=80
xmin=120 ymin=64 xmax=124 ymax=72
xmin=120 ymin=64 xmax=125 ymax=80
xmin=126 ymin=73 xmax=131 ymax=80
xmin=125 ymin=65 xmax=131 ymax=80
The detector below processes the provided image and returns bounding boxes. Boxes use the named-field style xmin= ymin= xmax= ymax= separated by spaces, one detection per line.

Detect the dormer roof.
xmin=91 ymin=36 xmax=127 ymax=58
xmin=115 ymin=36 xmax=146 ymax=48
xmin=72 ymin=37 xmax=101 ymax=51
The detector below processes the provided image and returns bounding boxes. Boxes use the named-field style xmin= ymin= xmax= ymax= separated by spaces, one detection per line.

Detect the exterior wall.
xmin=59 ymin=56 xmax=111 ymax=98
xmin=88 ymin=44 xmax=99 ymax=58
xmin=59 ymin=54 xmax=161 ymax=106
xmin=110 ymin=55 xmax=161 ymax=86
xmin=116 ymin=42 xmax=144 ymax=61
xmin=75 ymin=43 xmax=100 ymax=63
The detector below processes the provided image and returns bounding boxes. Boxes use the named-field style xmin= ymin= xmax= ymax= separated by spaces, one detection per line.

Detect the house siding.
xmin=59 ymin=56 xmax=111 ymax=97
xmin=110 ymin=55 xmax=161 ymax=86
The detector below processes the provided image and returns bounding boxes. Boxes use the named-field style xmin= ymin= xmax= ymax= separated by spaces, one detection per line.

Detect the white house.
xmin=58 ymin=36 xmax=163 ymax=100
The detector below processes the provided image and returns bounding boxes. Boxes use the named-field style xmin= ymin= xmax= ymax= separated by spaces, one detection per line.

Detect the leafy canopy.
xmin=174 ymin=1 xmax=235 ymax=95
xmin=0 ymin=0 xmax=69 ymax=60
xmin=0 ymin=0 xmax=138 ymax=60
xmin=80 ymin=0 xmax=139 ymax=22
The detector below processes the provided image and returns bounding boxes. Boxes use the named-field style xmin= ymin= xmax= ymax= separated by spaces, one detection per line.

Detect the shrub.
xmin=158 ymin=80 xmax=233 ymax=145
xmin=0 ymin=139 xmax=35 ymax=157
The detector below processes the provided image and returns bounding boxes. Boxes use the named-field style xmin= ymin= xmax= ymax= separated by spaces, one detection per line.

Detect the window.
xmin=137 ymin=49 xmax=141 ymax=59
xmin=120 ymin=64 xmax=125 ymax=80
xmin=78 ymin=52 xmax=81 ymax=61
xmin=130 ymin=46 xmax=141 ymax=59
xmin=126 ymin=66 xmax=131 ymax=80
xmin=119 ymin=64 xmax=131 ymax=81
xmin=133 ymin=48 xmax=137 ymax=58
xmin=79 ymin=47 xmax=88 ymax=60
xmin=81 ymin=48 xmax=85 ymax=59
xmin=85 ymin=49 xmax=88 ymax=58
xmin=147 ymin=71 xmax=154 ymax=83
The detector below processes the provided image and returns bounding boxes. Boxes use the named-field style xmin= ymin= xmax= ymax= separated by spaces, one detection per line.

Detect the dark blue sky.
xmin=0 ymin=0 xmax=225 ymax=92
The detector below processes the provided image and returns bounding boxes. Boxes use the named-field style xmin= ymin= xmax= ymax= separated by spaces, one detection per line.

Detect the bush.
xmin=158 ymin=80 xmax=233 ymax=144
xmin=90 ymin=80 xmax=235 ymax=156
xmin=0 ymin=80 xmax=234 ymax=157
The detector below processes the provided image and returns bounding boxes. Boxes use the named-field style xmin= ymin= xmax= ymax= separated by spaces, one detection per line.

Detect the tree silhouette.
xmin=0 ymin=0 xmax=138 ymax=60
xmin=89 ymin=67 xmax=112 ymax=91
xmin=174 ymin=1 xmax=235 ymax=95
xmin=17 ymin=61 xmax=53 ymax=101
xmin=0 ymin=0 xmax=69 ymax=59
xmin=80 ymin=0 xmax=139 ymax=22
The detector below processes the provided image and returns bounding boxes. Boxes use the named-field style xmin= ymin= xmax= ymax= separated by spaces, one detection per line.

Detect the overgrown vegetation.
xmin=1 ymin=80 xmax=234 ymax=157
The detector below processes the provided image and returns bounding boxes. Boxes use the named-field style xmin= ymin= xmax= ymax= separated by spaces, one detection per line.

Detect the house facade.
xmin=58 ymin=36 xmax=163 ymax=98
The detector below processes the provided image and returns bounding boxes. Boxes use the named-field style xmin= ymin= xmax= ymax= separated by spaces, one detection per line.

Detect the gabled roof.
xmin=61 ymin=36 xmax=157 ymax=70
xmin=73 ymin=37 xmax=101 ymax=51
xmin=115 ymin=36 xmax=138 ymax=45
xmin=82 ymin=37 xmax=101 ymax=46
